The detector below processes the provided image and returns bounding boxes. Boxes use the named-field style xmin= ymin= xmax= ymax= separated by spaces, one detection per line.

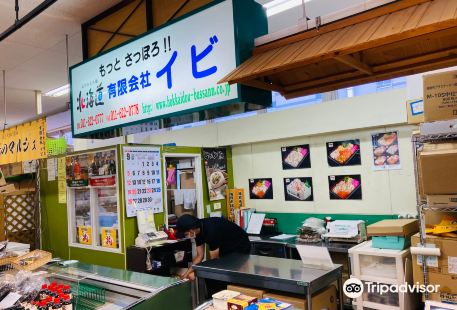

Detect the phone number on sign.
xmin=76 ymin=104 xmax=140 ymax=129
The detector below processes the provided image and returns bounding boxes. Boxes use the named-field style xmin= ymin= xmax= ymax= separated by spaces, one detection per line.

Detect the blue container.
xmin=372 ymin=235 xmax=411 ymax=250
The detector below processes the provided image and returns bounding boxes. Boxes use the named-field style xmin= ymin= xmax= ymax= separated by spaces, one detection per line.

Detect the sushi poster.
xmin=249 ymin=178 xmax=273 ymax=199
xmin=326 ymin=140 xmax=361 ymax=167
xmin=371 ymin=131 xmax=401 ymax=170
xmin=328 ymin=175 xmax=362 ymax=200
xmin=284 ymin=177 xmax=313 ymax=201
xmin=281 ymin=144 xmax=311 ymax=169
xmin=202 ymin=148 xmax=228 ymax=201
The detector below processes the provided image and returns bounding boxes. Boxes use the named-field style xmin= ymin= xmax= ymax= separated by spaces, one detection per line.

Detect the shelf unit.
xmin=411 ymin=129 xmax=457 ymax=301
xmin=349 ymin=241 xmax=417 ymax=310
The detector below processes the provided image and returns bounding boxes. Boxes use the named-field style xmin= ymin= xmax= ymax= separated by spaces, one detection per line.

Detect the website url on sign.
xmin=147 ymin=83 xmax=231 ymax=112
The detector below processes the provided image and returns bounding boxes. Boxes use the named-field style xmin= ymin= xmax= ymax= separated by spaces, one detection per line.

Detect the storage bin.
xmin=363 ymin=281 xmax=399 ymax=307
xmin=359 ymin=254 xmax=397 ymax=280
xmin=372 ymin=235 xmax=411 ymax=250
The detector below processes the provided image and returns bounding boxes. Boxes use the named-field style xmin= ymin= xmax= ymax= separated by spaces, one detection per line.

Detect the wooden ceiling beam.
xmin=242 ymin=79 xmax=284 ymax=93
xmin=283 ymin=70 xmax=363 ymax=92
xmin=283 ymin=57 xmax=457 ymax=99
xmin=254 ymin=0 xmax=431 ymax=54
xmin=334 ymin=54 xmax=373 ymax=75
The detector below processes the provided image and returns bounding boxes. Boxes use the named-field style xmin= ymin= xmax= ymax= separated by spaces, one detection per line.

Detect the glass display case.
xmin=66 ymin=148 xmax=121 ymax=252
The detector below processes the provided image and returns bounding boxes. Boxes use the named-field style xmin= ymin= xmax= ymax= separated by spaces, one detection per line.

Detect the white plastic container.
xmin=212 ymin=290 xmax=240 ymax=310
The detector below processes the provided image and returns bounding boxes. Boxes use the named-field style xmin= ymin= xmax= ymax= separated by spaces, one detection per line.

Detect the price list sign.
xmin=123 ymin=146 xmax=163 ymax=217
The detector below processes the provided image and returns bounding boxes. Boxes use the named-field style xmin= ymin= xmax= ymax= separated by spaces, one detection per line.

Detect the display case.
xmin=66 ymin=148 xmax=121 ymax=252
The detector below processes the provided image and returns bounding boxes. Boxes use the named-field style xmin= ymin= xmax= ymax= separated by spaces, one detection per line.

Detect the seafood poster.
xmin=281 ymin=144 xmax=311 ymax=170
xmin=202 ymin=148 xmax=228 ymax=201
xmin=66 ymin=154 xmax=89 ymax=187
xmin=328 ymin=175 xmax=362 ymax=200
xmin=371 ymin=131 xmax=401 ymax=170
xmin=249 ymin=178 xmax=273 ymax=199
xmin=326 ymin=140 xmax=361 ymax=167
xmin=284 ymin=177 xmax=313 ymax=201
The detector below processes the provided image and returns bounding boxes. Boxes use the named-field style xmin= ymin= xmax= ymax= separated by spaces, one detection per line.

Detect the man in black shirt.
xmin=176 ymin=214 xmax=251 ymax=280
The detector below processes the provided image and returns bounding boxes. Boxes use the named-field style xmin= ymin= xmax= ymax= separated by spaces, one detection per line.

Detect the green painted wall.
xmin=40 ymin=157 xmax=70 ymax=260
xmin=265 ymin=212 xmax=397 ymax=234
xmin=69 ymin=247 xmax=125 ymax=269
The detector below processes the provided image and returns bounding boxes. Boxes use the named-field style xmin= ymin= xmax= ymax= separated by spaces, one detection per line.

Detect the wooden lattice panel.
xmin=3 ymin=193 xmax=37 ymax=247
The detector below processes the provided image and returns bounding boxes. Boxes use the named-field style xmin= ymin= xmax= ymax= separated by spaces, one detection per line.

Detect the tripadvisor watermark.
xmin=343 ymin=278 xmax=440 ymax=299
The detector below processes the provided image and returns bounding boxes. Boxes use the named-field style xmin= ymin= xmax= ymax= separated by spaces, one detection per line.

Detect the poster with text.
xmin=281 ymin=144 xmax=311 ymax=169
xmin=371 ymin=131 xmax=401 ymax=170
xmin=66 ymin=154 xmax=89 ymax=187
xmin=284 ymin=177 xmax=313 ymax=201
xmin=123 ymin=146 xmax=163 ymax=217
xmin=202 ymin=148 xmax=228 ymax=201
xmin=249 ymin=178 xmax=273 ymax=200
xmin=328 ymin=175 xmax=362 ymax=200
xmin=88 ymin=149 xmax=117 ymax=186
xmin=326 ymin=140 xmax=361 ymax=167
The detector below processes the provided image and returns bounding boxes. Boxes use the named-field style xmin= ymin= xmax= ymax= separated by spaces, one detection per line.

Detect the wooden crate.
xmin=12 ymin=250 xmax=51 ymax=271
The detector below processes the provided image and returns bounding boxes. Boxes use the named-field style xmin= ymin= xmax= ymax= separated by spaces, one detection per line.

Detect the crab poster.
xmin=371 ymin=131 xmax=401 ymax=171
xmin=281 ymin=144 xmax=311 ymax=170
xmin=284 ymin=177 xmax=313 ymax=201
xmin=203 ymin=148 xmax=228 ymax=201
xmin=326 ymin=139 xmax=361 ymax=167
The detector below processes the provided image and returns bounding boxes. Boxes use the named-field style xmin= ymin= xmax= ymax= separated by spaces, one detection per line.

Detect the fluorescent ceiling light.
xmin=44 ymin=84 xmax=69 ymax=97
xmin=264 ymin=0 xmax=310 ymax=17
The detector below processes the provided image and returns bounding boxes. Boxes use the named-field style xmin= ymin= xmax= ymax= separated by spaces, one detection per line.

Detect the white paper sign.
xmin=70 ymin=0 xmax=238 ymax=136
xmin=123 ymin=146 xmax=163 ymax=217
xmin=47 ymin=158 xmax=57 ymax=181
xmin=449 ymin=257 xmax=457 ymax=274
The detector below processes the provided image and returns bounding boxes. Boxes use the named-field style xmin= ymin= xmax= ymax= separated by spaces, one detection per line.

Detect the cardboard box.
xmin=227 ymin=285 xmax=265 ymax=299
xmin=227 ymin=294 xmax=257 ymax=310
xmin=419 ymin=144 xmax=457 ymax=194
xmin=427 ymin=292 xmax=457 ymax=305
xmin=10 ymin=162 xmax=23 ymax=176
xmin=179 ymin=171 xmax=195 ymax=189
xmin=424 ymin=70 xmax=457 ymax=122
xmin=427 ymin=195 xmax=457 ymax=207
xmin=411 ymin=234 xmax=457 ymax=295
xmin=263 ymin=285 xmax=337 ymax=310
xmin=0 ymin=184 xmax=16 ymax=194
xmin=407 ymin=99 xmax=425 ymax=124
xmin=367 ymin=219 xmax=419 ymax=237
xmin=0 ymin=168 xmax=5 ymax=187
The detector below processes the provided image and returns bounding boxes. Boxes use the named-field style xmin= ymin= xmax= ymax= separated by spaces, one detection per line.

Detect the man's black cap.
xmin=175 ymin=214 xmax=200 ymax=238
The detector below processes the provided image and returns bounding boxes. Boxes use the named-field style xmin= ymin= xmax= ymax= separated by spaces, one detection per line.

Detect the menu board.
xmin=326 ymin=140 xmax=361 ymax=167
xmin=371 ymin=131 xmax=401 ymax=170
xmin=249 ymin=178 xmax=273 ymax=199
xmin=202 ymin=148 xmax=228 ymax=201
xmin=66 ymin=154 xmax=89 ymax=187
xmin=284 ymin=177 xmax=313 ymax=201
xmin=328 ymin=175 xmax=362 ymax=200
xmin=281 ymin=144 xmax=311 ymax=169
xmin=123 ymin=146 xmax=163 ymax=217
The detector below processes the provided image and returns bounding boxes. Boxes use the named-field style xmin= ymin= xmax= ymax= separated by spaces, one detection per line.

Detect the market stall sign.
xmin=0 ymin=119 xmax=47 ymax=165
xmin=70 ymin=0 xmax=269 ymax=137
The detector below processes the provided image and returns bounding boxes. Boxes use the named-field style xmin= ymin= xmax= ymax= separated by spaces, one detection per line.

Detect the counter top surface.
xmin=45 ymin=262 xmax=179 ymax=290
xmin=249 ymin=236 xmax=356 ymax=253
xmin=193 ymin=253 xmax=342 ymax=285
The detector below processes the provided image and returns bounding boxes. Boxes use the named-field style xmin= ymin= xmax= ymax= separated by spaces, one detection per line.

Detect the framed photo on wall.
xmin=326 ymin=139 xmax=361 ymax=167
xmin=284 ymin=177 xmax=313 ymax=201
xmin=249 ymin=178 xmax=273 ymax=199
xmin=281 ymin=144 xmax=311 ymax=169
xmin=328 ymin=175 xmax=362 ymax=200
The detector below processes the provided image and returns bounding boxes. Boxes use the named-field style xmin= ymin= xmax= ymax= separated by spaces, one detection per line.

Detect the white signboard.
xmin=123 ymin=146 xmax=163 ymax=217
xmin=71 ymin=0 xmax=238 ymax=136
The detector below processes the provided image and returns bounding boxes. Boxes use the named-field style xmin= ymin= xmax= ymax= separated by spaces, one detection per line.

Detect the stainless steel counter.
xmin=193 ymin=253 xmax=343 ymax=310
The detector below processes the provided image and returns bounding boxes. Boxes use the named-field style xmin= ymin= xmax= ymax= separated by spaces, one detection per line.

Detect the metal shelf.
xmin=421 ymin=204 xmax=457 ymax=212
xmin=413 ymin=132 xmax=457 ymax=143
